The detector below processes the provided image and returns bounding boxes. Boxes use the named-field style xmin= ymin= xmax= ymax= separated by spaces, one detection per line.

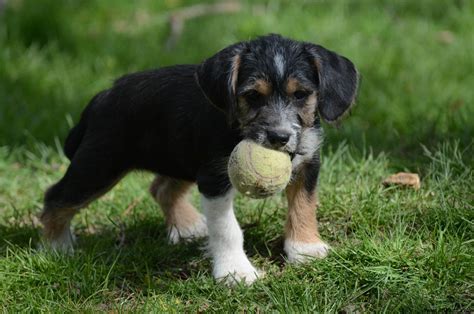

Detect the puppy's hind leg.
xmin=41 ymin=146 xmax=127 ymax=252
xmin=150 ymin=176 xmax=207 ymax=244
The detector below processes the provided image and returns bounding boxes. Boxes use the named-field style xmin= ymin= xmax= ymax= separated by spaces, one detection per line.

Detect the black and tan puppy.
xmin=41 ymin=34 xmax=359 ymax=284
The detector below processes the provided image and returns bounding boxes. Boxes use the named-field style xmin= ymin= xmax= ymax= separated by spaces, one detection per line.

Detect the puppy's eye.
xmin=294 ymin=90 xmax=310 ymax=100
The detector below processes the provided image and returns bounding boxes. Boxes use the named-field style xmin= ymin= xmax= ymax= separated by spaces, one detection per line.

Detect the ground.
xmin=0 ymin=0 xmax=473 ymax=311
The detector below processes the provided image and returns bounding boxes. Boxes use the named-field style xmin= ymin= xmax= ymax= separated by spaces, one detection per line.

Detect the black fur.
xmin=305 ymin=43 xmax=360 ymax=123
xmin=195 ymin=42 xmax=247 ymax=124
xmin=43 ymin=34 xmax=359 ymax=215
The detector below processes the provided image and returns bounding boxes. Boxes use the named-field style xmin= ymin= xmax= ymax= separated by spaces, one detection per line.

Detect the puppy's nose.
xmin=267 ymin=130 xmax=291 ymax=146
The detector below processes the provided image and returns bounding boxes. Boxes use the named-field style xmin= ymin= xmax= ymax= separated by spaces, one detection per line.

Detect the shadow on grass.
xmin=0 ymin=218 xmax=285 ymax=290
xmin=0 ymin=224 xmax=41 ymax=253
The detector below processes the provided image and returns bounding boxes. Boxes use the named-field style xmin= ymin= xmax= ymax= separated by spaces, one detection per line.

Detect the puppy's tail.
xmin=64 ymin=90 xmax=106 ymax=160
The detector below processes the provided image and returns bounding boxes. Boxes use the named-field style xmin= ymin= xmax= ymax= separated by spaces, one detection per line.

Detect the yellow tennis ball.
xmin=228 ymin=140 xmax=292 ymax=198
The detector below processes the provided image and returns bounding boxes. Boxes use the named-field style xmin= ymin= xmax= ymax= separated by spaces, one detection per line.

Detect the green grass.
xmin=1 ymin=0 xmax=473 ymax=152
xmin=0 ymin=143 xmax=472 ymax=311
xmin=0 ymin=0 xmax=473 ymax=311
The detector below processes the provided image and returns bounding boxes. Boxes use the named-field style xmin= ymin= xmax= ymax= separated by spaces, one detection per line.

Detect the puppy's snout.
xmin=267 ymin=129 xmax=291 ymax=147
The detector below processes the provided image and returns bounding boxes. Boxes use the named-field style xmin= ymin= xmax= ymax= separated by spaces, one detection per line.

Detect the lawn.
xmin=0 ymin=0 xmax=473 ymax=312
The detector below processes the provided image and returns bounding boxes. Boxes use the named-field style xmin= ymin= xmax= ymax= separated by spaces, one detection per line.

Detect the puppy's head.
xmin=195 ymin=34 xmax=359 ymax=154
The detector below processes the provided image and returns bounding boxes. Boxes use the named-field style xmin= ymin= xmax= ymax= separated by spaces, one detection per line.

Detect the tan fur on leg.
xmin=285 ymin=174 xmax=320 ymax=242
xmin=150 ymin=176 xmax=207 ymax=243
xmin=40 ymin=208 xmax=76 ymax=252
xmin=284 ymin=173 xmax=329 ymax=262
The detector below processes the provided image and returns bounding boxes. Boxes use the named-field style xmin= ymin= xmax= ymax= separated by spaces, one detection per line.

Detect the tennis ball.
xmin=228 ymin=140 xmax=292 ymax=198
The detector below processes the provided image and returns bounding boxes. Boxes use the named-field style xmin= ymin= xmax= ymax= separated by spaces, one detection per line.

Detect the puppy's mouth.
xmin=243 ymin=134 xmax=299 ymax=161
xmin=266 ymin=143 xmax=298 ymax=160
xmin=278 ymin=145 xmax=297 ymax=155
xmin=242 ymin=128 xmax=299 ymax=157
xmin=251 ymin=135 xmax=298 ymax=156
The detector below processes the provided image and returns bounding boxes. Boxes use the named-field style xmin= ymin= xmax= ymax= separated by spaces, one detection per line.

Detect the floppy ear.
xmin=195 ymin=42 xmax=247 ymax=124
xmin=305 ymin=44 xmax=360 ymax=123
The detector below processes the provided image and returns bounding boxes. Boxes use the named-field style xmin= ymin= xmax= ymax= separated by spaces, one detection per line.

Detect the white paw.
xmin=213 ymin=254 xmax=264 ymax=286
xmin=167 ymin=214 xmax=208 ymax=244
xmin=284 ymin=239 xmax=330 ymax=263
xmin=40 ymin=228 xmax=75 ymax=254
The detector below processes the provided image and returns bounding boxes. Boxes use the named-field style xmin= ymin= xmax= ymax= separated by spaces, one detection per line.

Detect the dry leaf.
xmin=383 ymin=172 xmax=420 ymax=190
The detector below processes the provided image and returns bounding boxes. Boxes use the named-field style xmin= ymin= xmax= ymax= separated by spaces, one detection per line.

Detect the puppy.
xmin=40 ymin=34 xmax=359 ymax=284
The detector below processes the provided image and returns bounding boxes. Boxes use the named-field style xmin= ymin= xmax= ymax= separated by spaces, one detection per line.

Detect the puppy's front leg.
xmin=202 ymin=189 xmax=262 ymax=285
xmin=284 ymin=163 xmax=330 ymax=263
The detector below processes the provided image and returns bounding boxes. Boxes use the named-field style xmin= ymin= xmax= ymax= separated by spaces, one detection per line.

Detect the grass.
xmin=1 ymin=0 xmax=473 ymax=152
xmin=0 ymin=143 xmax=472 ymax=311
xmin=0 ymin=0 xmax=473 ymax=312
